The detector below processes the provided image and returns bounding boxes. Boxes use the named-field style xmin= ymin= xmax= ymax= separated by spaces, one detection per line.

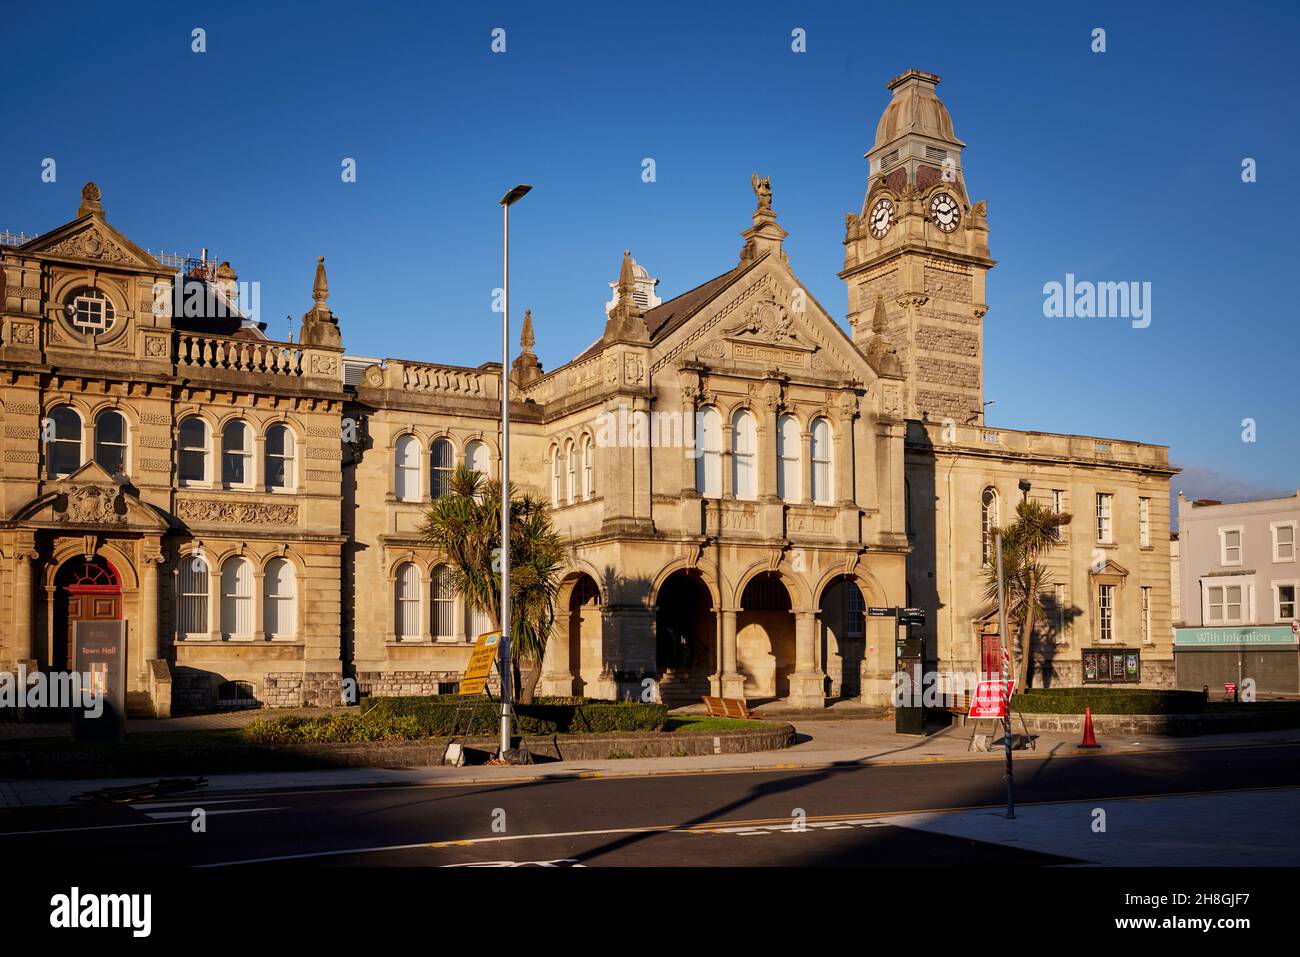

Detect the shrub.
xmin=360 ymin=695 xmax=668 ymax=735
xmin=241 ymin=712 xmax=423 ymax=745
xmin=1015 ymin=687 xmax=1209 ymax=715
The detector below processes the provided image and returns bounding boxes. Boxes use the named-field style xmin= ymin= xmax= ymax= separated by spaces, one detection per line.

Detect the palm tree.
xmin=983 ymin=499 xmax=1071 ymax=691
xmin=419 ymin=464 xmax=565 ymax=703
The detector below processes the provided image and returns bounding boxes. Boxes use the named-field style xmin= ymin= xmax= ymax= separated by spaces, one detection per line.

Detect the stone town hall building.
xmin=0 ymin=71 xmax=1176 ymax=714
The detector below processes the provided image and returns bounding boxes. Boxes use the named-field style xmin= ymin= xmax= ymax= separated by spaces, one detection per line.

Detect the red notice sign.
xmin=968 ymin=679 xmax=1016 ymax=719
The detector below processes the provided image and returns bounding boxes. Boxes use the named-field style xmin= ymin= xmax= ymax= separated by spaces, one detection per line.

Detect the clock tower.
xmin=842 ymin=70 xmax=995 ymax=425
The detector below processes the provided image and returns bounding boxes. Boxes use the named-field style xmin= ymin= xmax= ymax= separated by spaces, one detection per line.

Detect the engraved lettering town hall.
xmin=0 ymin=71 xmax=1176 ymax=714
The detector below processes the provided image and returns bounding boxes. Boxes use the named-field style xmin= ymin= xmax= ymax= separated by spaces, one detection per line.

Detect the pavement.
xmin=3 ymin=712 xmax=1298 ymax=809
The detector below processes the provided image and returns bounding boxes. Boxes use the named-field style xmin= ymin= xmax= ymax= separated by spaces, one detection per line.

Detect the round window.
xmin=63 ymin=288 xmax=116 ymax=334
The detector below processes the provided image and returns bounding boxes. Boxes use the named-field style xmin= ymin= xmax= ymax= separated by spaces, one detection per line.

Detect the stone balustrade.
xmin=176 ymin=333 xmax=303 ymax=376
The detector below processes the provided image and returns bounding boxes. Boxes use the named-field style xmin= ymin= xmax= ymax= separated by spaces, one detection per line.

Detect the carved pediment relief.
xmin=20 ymin=217 xmax=162 ymax=272
xmin=10 ymin=463 xmax=170 ymax=530
xmin=723 ymin=298 xmax=815 ymax=352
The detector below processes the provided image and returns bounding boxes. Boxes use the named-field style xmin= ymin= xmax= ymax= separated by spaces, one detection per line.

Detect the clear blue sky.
xmin=4 ymin=0 xmax=1296 ymax=501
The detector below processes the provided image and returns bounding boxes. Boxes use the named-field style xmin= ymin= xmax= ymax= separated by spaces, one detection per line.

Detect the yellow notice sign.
xmin=459 ymin=630 xmax=501 ymax=696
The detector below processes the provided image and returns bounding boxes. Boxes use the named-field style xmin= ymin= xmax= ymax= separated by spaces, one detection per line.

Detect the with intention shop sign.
xmin=1174 ymin=625 xmax=1298 ymax=647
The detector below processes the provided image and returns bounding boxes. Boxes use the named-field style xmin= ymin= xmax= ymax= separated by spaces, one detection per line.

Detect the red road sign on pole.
xmin=969 ymin=678 xmax=1016 ymax=719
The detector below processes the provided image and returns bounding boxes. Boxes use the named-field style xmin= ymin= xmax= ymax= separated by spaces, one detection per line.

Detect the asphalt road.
xmin=5 ymin=741 xmax=1299 ymax=867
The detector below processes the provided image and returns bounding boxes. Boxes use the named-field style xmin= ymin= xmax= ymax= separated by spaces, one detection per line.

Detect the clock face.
xmin=929 ymin=192 xmax=961 ymax=232
xmin=868 ymin=197 xmax=894 ymax=239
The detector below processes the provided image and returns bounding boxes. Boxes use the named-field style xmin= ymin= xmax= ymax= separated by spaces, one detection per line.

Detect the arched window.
xmin=263 ymin=558 xmax=296 ymax=639
xmin=981 ymin=487 xmax=1000 ymax=566
xmin=178 ymin=417 xmax=209 ymax=485
xmin=550 ymin=445 xmax=561 ymax=507
xmin=466 ymin=598 xmax=493 ymax=641
xmin=221 ymin=420 xmax=252 ymax=487
xmin=565 ymin=439 xmax=576 ymax=505
xmin=431 ymin=565 xmax=456 ymax=640
xmin=430 ymin=438 xmax=453 ymax=499
xmin=220 ymin=557 xmax=253 ymax=639
xmin=731 ymin=410 xmax=757 ymax=500
xmin=179 ymin=554 xmax=209 ymax=638
xmin=810 ymin=417 xmax=833 ymax=504
xmin=395 ymin=434 xmax=419 ymax=501
xmin=581 ymin=435 xmax=594 ymax=500
xmin=394 ymin=562 xmax=421 ymax=639
xmin=466 ymin=439 xmax=490 ymax=478
xmin=47 ymin=405 xmax=83 ymax=479
xmin=777 ymin=414 xmax=801 ymax=503
xmin=265 ymin=424 xmax=294 ymax=490
xmin=93 ymin=410 xmax=127 ymax=477
xmin=695 ymin=406 xmax=722 ymax=497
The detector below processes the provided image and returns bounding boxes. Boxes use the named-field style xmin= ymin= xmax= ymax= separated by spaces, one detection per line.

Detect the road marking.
xmin=132 ymin=798 xmax=251 ymax=810
xmin=142 ymin=807 xmax=284 ymax=820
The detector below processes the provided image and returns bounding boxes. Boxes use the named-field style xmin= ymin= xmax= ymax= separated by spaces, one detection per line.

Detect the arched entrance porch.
xmin=53 ymin=555 xmax=123 ymax=673
xmin=737 ymin=572 xmax=795 ymax=701
xmin=819 ymin=575 xmax=868 ymax=699
xmin=654 ymin=570 xmax=716 ymax=705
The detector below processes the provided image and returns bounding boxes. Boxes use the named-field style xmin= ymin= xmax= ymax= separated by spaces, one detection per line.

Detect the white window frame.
xmin=1051 ymin=489 xmax=1064 ymax=515
xmin=981 ymin=487 xmax=1000 ymax=566
xmin=581 ymin=436 xmax=594 ymax=500
xmin=178 ymin=417 xmax=211 ymax=487
xmin=93 ymin=410 xmax=129 ymax=477
xmin=731 ymin=410 xmax=757 ymax=501
xmin=395 ymin=434 xmax=420 ymax=501
xmin=1140 ymin=585 xmax=1151 ymax=644
xmin=1097 ymin=583 xmax=1115 ymax=641
xmin=430 ymin=437 xmax=453 ymax=500
xmin=394 ymin=562 xmax=422 ymax=640
xmin=220 ymin=557 xmax=254 ymax=640
xmin=264 ymin=423 xmax=296 ymax=492
xmin=179 ymin=555 xmax=210 ymax=640
xmin=262 ymin=557 xmax=297 ymax=640
xmin=550 ymin=445 xmax=561 ymax=507
xmin=466 ymin=439 xmax=491 ymax=479
xmin=47 ymin=405 xmax=85 ymax=479
xmin=695 ymin=407 xmax=722 ymax=498
xmin=776 ymin=414 xmax=801 ymax=503
xmin=1271 ymin=521 xmax=1296 ymax=563
xmin=1138 ymin=497 xmax=1150 ymax=548
xmin=1204 ymin=581 xmax=1251 ymax=625
xmin=1095 ymin=493 xmax=1113 ymax=544
xmin=431 ymin=565 xmax=457 ymax=641
xmin=1273 ymin=580 xmax=1297 ymax=622
xmin=1219 ymin=525 xmax=1244 ymax=567
xmin=810 ymin=417 xmax=833 ymax=505
xmin=221 ymin=420 xmax=254 ymax=490
xmin=565 ymin=439 xmax=576 ymax=505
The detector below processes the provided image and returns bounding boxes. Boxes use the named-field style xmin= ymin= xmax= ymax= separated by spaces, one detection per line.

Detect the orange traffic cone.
xmin=1077 ymin=706 xmax=1101 ymax=749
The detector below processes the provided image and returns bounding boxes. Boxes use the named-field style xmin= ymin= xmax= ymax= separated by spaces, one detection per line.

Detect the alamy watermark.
xmin=0 ymin=666 xmax=104 ymax=717
xmin=1042 ymin=274 xmax=1150 ymax=329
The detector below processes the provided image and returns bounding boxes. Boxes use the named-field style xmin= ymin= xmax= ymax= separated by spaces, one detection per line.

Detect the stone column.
xmin=718 ymin=608 xmax=745 ymax=698
xmin=141 ymin=550 xmax=162 ymax=673
xmin=787 ymin=610 xmax=825 ymax=708
xmin=12 ymin=550 xmax=35 ymax=668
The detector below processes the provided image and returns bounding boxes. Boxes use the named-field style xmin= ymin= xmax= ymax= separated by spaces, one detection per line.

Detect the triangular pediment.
xmin=648 ymin=251 xmax=876 ymax=385
xmin=19 ymin=214 xmax=164 ymax=273
xmin=1091 ymin=558 xmax=1130 ymax=577
xmin=11 ymin=462 xmax=171 ymax=530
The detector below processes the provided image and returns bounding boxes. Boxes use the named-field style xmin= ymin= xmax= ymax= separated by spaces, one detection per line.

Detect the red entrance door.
xmin=57 ymin=557 xmax=123 ymax=670
xmin=981 ymin=633 xmax=1002 ymax=680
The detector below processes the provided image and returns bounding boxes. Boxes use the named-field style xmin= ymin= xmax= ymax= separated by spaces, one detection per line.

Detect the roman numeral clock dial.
xmin=868 ymin=197 xmax=894 ymax=239
xmin=928 ymin=191 xmax=961 ymax=232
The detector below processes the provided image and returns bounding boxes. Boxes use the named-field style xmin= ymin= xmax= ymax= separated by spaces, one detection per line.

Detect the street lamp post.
xmin=498 ymin=183 xmax=531 ymax=757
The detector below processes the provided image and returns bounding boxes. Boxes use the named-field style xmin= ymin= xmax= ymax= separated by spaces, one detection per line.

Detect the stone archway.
xmin=654 ymin=570 xmax=716 ymax=705
xmin=566 ymin=573 xmax=603 ymax=696
xmin=819 ymin=575 xmax=867 ymax=699
xmin=53 ymin=555 xmax=123 ymax=673
xmin=737 ymin=572 xmax=795 ymax=700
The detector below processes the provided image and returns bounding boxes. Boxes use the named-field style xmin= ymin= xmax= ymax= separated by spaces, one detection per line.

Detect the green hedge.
xmin=1015 ymin=687 xmax=1209 ymax=715
xmin=360 ymin=694 xmax=668 ymax=735
xmin=241 ymin=712 xmax=424 ymax=745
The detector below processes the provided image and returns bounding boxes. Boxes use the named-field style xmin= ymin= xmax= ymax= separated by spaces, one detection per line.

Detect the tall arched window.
xmin=220 ymin=557 xmax=253 ymax=639
xmin=731 ymin=410 xmax=757 ymax=500
xmin=263 ymin=558 xmax=296 ymax=639
xmin=265 ymin=424 xmax=294 ymax=490
xmin=221 ymin=420 xmax=252 ymax=487
xmin=94 ymin=410 xmax=127 ymax=477
xmin=395 ymin=434 xmax=419 ymax=501
xmin=981 ymin=487 xmax=1000 ymax=566
xmin=395 ymin=562 xmax=421 ymax=639
xmin=47 ymin=405 xmax=83 ymax=479
xmin=431 ymin=565 xmax=456 ymax=640
xmin=466 ymin=598 xmax=492 ymax=641
xmin=777 ymin=414 xmax=801 ymax=503
xmin=565 ymin=439 xmax=576 ymax=505
xmin=550 ymin=445 xmax=561 ymax=507
xmin=430 ymin=438 xmax=453 ymax=499
xmin=178 ymin=417 xmax=209 ymax=485
xmin=695 ymin=406 xmax=722 ymax=497
xmin=581 ymin=435 xmax=594 ymax=500
xmin=466 ymin=439 xmax=490 ymax=478
xmin=810 ymin=417 xmax=833 ymax=504
xmin=179 ymin=554 xmax=209 ymax=638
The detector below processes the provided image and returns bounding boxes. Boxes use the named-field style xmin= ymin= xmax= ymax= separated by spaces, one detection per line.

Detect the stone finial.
xmin=78 ymin=182 xmax=104 ymax=218
xmin=602 ymin=250 xmax=650 ymax=345
xmin=865 ymin=294 xmax=901 ymax=375
xmin=520 ymin=309 xmax=536 ymax=353
xmin=872 ymin=293 xmax=888 ymax=335
xmin=740 ymin=174 xmax=788 ymax=264
xmin=752 ymin=172 xmax=773 ymax=216
xmin=299 ymin=256 xmax=342 ymax=348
